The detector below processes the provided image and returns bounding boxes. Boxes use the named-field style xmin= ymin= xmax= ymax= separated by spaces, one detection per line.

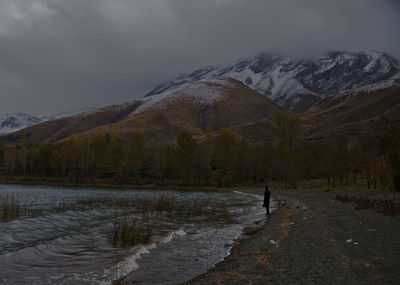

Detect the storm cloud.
xmin=0 ymin=0 xmax=399 ymax=115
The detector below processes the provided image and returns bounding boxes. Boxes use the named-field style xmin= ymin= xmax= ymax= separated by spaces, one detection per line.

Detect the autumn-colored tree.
xmin=176 ymin=130 xmax=197 ymax=185
xmin=126 ymin=131 xmax=146 ymax=184
xmin=243 ymin=142 xmax=266 ymax=183
xmin=36 ymin=142 xmax=56 ymax=174
xmin=90 ymin=134 xmax=110 ymax=169
xmin=4 ymin=147 xmax=16 ymax=175
xmin=78 ymin=140 xmax=92 ymax=177
xmin=211 ymin=129 xmax=238 ymax=186
xmin=59 ymin=135 xmax=81 ymax=180
xmin=26 ymin=148 xmax=38 ymax=175
xmin=274 ymin=110 xmax=302 ymax=147
xmin=270 ymin=144 xmax=301 ymax=188
xmin=105 ymin=137 xmax=126 ymax=181
xmin=153 ymin=144 xmax=176 ymax=185
xmin=49 ymin=150 xmax=62 ymax=176
xmin=193 ymin=142 xmax=211 ymax=185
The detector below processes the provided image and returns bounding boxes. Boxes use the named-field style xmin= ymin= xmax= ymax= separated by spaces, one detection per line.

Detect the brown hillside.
xmin=303 ymin=82 xmax=400 ymax=141
xmin=4 ymin=102 xmax=141 ymax=143
xmin=79 ymin=80 xmax=281 ymax=143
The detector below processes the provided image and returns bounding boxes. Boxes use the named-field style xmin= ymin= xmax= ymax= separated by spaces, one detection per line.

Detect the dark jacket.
xmin=263 ymin=187 xmax=270 ymax=207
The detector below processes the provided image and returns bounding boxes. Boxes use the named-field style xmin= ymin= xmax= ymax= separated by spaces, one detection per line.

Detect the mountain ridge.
xmin=147 ymin=50 xmax=400 ymax=112
xmin=1 ymin=51 xmax=399 ymax=144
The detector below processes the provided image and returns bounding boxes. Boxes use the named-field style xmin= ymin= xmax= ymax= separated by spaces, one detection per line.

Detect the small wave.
xmin=100 ymin=243 xmax=156 ymax=285
xmin=160 ymin=228 xmax=187 ymax=244
xmin=101 ymin=228 xmax=186 ymax=284
xmin=233 ymin=190 xmax=263 ymax=200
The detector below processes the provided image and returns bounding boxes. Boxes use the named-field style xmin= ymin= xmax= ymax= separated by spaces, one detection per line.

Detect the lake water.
xmin=0 ymin=184 xmax=272 ymax=284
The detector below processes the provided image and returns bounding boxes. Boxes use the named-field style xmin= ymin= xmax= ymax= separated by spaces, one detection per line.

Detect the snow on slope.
xmin=0 ymin=107 xmax=98 ymax=134
xmin=131 ymin=79 xmax=233 ymax=115
xmin=147 ymin=50 xmax=400 ymax=111
xmin=41 ymin=107 xmax=97 ymax=121
xmin=0 ymin=113 xmax=42 ymax=134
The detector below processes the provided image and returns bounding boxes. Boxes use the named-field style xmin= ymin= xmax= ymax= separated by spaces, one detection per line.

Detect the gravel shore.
xmin=184 ymin=188 xmax=400 ymax=285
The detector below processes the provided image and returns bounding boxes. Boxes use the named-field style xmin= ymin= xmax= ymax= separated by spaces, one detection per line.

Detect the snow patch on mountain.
xmin=131 ymin=79 xmax=232 ymax=115
xmin=41 ymin=107 xmax=98 ymax=121
xmin=0 ymin=113 xmax=41 ymax=134
xmin=340 ymin=79 xmax=399 ymax=95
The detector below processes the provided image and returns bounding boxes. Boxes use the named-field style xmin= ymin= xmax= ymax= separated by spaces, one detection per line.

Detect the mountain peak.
xmin=147 ymin=50 xmax=399 ymax=112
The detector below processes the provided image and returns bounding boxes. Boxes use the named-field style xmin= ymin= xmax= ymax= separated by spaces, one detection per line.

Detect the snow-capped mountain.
xmin=0 ymin=107 xmax=97 ymax=134
xmin=0 ymin=113 xmax=42 ymax=134
xmin=147 ymin=51 xmax=400 ymax=112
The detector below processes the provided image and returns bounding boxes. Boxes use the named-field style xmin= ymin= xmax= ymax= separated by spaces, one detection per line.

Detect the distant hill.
xmin=4 ymin=102 xmax=141 ymax=143
xmin=0 ymin=108 xmax=96 ymax=135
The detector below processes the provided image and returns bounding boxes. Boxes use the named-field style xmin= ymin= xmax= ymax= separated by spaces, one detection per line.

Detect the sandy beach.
xmin=183 ymin=188 xmax=400 ymax=285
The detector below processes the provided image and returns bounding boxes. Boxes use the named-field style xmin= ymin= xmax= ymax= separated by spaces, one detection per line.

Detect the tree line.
xmin=0 ymin=111 xmax=399 ymax=190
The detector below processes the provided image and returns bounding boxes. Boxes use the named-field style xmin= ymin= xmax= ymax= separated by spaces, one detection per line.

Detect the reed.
xmin=0 ymin=194 xmax=91 ymax=221
xmin=1 ymin=194 xmax=20 ymax=219
xmin=135 ymin=195 xmax=232 ymax=221
xmin=108 ymin=216 xmax=153 ymax=247
xmin=153 ymin=194 xmax=176 ymax=213
xmin=0 ymin=194 xmax=38 ymax=220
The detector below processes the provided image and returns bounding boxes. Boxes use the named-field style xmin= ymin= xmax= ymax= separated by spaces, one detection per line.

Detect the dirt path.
xmin=184 ymin=189 xmax=400 ymax=285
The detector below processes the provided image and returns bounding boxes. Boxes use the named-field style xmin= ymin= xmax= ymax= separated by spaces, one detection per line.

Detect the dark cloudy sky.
xmin=1 ymin=0 xmax=399 ymax=116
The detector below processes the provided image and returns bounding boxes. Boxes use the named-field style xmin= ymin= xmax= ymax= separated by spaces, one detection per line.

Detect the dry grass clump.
xmin=108 ymin=216 xmax=153 ymax=247
xmin=136 ymin=194 xmax=232 ymax=220
xmin=0 ymin=194 xmax=95 ymax=221
xmin=153 ymin=194 xmax=176 ymax=213
xmin=0 ymin=194 xmax=43 ymax=220
xmin=336 ymin=194 xmax=400 ymax=216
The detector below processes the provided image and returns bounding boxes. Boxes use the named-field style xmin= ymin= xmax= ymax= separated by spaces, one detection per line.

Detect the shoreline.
xmin=183 ymin=188 xmax=400 ymax=285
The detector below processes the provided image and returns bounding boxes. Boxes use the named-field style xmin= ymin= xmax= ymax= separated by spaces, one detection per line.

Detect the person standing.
xmin=263 ymin=186 xmax=271 ymax=216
